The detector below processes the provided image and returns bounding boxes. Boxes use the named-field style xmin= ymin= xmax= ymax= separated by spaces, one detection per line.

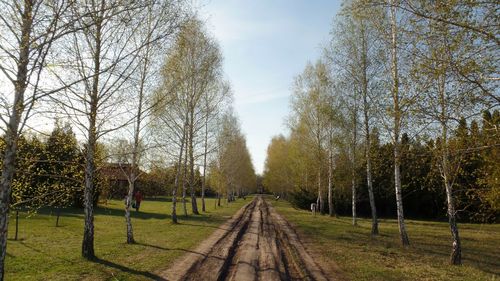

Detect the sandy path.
xmin=161 ymin=196 xmax=331 ymax=281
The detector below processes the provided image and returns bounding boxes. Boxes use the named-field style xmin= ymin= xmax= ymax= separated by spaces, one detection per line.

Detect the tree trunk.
xmin=125 ymin=178 xmax=135 ymax=244
xmin=439 ymin=75 xmax=462 ymax=264
xmin=172 ymin=116 xmax=189 ymax=223
xmin=359 ymin=16 xmax=376 ymax=232
xmin=172 ymin=134 xmax=186 ymax=223
xmin=317 ymin=169 xmax=324 ymax=214
xmin=182 ymin=151 xmax=188 ymax=216
xmin=328 ymin=147 xmax=334 ymax=217
xmin=0 ymin=2 xmax=32 ymax=278
xmin=14 ymin=211 xmax=19 ymax=241
xmin=394 ymin=147 xmax=410 ymax=246
xmin=366 ymin=152 xmax=378 ymax=234
xmin=0 ymin=139 xmax=18 ymax=279
xmin=56 ymin=208 xmax=61 ymax=227
xmin=172 ymin=168 xmax=179 ymax=223
xmin=0 ymin=140 xmax=18 ymax=279
xmin=351 ymin=113 xmax=357 ymax=226
xmin=201 ymin=112 xmax=209 ymax=212
xmin=443 ymin=158 xmax=462 ymax=264
xmin=351 ymin=176 xmax=357 ymax=226
xmin=82 ymin=138 xmax=97 ymax=259
xmin=125 ymin=28 xmax=151 ymax=240
xmin=82 ymin=2 xmax=106 ymax=259
xmin=125 ymin=97 xmax=143 ymax=243
xmin=188 ymin=117 xmax=199 ymax=215
xmin=390 ymin=0 xmax=409 ymax=247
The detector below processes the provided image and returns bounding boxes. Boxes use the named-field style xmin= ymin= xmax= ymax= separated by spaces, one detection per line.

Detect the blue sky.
xmin=199 ymin=0 xmax=342 ymax=174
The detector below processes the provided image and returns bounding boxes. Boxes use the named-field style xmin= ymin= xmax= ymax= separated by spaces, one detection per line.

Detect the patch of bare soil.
xmin=161 ymin=196 xmax=335 ymax=281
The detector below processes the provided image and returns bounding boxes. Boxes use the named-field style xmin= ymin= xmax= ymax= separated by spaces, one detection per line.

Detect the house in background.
xmin=99 ymin=163 xmax=144 ymax=200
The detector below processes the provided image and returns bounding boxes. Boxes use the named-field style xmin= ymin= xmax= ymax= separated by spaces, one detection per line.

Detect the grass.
xmin=269 ymin=198 xmax=500 ymax=281
xmin=6 ymin=197 xmax=250 ymax=281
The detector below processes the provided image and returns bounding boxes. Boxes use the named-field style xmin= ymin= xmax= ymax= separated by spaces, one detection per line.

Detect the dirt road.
xmin=162 ymin=196 xmax=331 ymax=281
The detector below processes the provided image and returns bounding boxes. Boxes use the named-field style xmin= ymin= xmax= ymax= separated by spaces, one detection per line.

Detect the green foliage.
xmin=1 ymin=122 xmax=87 ymax=213
xmin=262 ymin=135 xmax=293 ymax=195
xmin=38 ymin=122 xmax=84 ymax=209
xmin=263 ymin=111 xmax=500 ymax=222
xmin=289 ymin=188 xmax=317 ymax=210
xmin=209 ymin=112 xmax=256 ymax=199
xmin=140 ymin=165 xmax=176 ymax=197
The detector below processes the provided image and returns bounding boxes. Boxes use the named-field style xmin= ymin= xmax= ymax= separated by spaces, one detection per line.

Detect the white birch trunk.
xmin=188 ymin=110 xmax=199 ymax=215
xmin=182 ymin=148 xmax=188 ymax=216
xmin=438 ymin=74 xmax=462 ymax=264
xmin=390 ymin=0 xmax=409 ymax=246
xmin=0 ymin=2 xmax=33 ymax=277
xmin=82 ymin=6 xmax=104 ymax=257
xmin=350 ymin=93 xmax=358 ymax=225
xmin=201 ymin=118 xmax=208 ymax=212
xmin=172 ymin=122 xmax=187 ymax=223
xmin=328 ymin=145 xmax=334 ymax=217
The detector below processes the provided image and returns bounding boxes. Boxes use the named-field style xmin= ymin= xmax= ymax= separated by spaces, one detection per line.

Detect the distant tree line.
xmin=268 ymin=111 xmax=498 ymax=223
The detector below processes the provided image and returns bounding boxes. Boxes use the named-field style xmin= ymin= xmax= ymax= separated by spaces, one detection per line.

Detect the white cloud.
xmin=235 ymin=90 xmax=289 ymax=106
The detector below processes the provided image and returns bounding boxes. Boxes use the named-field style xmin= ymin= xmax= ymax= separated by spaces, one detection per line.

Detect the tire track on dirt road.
xmin=162 ymin=196 xmax=331 ymax=281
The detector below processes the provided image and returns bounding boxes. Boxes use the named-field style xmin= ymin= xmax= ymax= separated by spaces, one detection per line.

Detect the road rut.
xmin=162 ymin=196 xmax=331 ymax=281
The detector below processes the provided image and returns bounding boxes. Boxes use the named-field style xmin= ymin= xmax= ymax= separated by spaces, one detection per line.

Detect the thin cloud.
xmin=235 ymin=90 xmax=289 ymax=106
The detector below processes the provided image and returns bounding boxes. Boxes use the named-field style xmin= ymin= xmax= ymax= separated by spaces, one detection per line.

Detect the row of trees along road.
xmin=263 ymin=0 xmax=498 ymax=266
xmin=0 ymin=0 xmax=256 ymax=279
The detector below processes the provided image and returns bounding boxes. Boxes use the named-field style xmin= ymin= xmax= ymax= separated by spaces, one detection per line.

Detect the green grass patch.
xmin=269 ymin=199 xmax=499 ymax=281
xmin=6 ymin=197 xmax=250 ymax=280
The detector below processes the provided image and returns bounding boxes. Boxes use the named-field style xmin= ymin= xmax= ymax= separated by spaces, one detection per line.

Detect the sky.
xmin=198 ymin=0 xmax=342 ymax=174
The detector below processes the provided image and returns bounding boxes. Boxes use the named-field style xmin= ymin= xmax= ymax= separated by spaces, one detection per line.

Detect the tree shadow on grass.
xmin=414 ymin=241 xmax=500 ymax=275
xmin=136 ymin=242 xmax=225 ymax=261
xmin=35 ymin=207 xmax=233 ymax=228
xmin=177 ymin=222 xmax=233 ymax=232
xmin=34 ymin=198 xmax=242 ymax=223
xmin=36 ymin=206 xmax=170 ymax=220
xmin=137 ymin=242 xmax=203 ymax=256
xmin=93 ymin=257 xmax=167 ymax=280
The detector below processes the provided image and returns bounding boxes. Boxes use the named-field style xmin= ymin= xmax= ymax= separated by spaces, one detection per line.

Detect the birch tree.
xmin=120 ymin=0 xmax=183 ymax=244
xmin=291 ymin=60 xmax=332 ymax=214
xmin=410 ymin=1 xmax=488 ymax=265
xmin=390 ymin=0 xmax=499 ymax=104
xmin=183 ymin=20 xmax=222 ymax=215
xmin=388 ymin=0 xmax=410 ymax=246
xmin=0 ymin=0 xmax=82 ymax=276
xmin=325 ymin=0 xmax=385 ymax=232
xmin=153 ymin=17 xmax=223 ymax=219
xmin=54 ymin=0 xmax=175 ymax=259
xmin=200 ymin=81 xmax=231 ymax=211
xmin=212 ymin=111 xmax=256 ymax=202
xmin=263 ymin=135 xmax=294 ymax=197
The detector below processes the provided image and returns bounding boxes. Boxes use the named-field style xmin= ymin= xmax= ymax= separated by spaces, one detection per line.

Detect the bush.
xmin=289 ymin=188 xmax=316 ymax=210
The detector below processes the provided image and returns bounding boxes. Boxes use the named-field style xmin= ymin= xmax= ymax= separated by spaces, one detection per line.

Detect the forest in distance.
xmin=264 ymin=113 xmax=499 ymax=223
xmin=0 ymin=0 xmax=498 ymax=280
